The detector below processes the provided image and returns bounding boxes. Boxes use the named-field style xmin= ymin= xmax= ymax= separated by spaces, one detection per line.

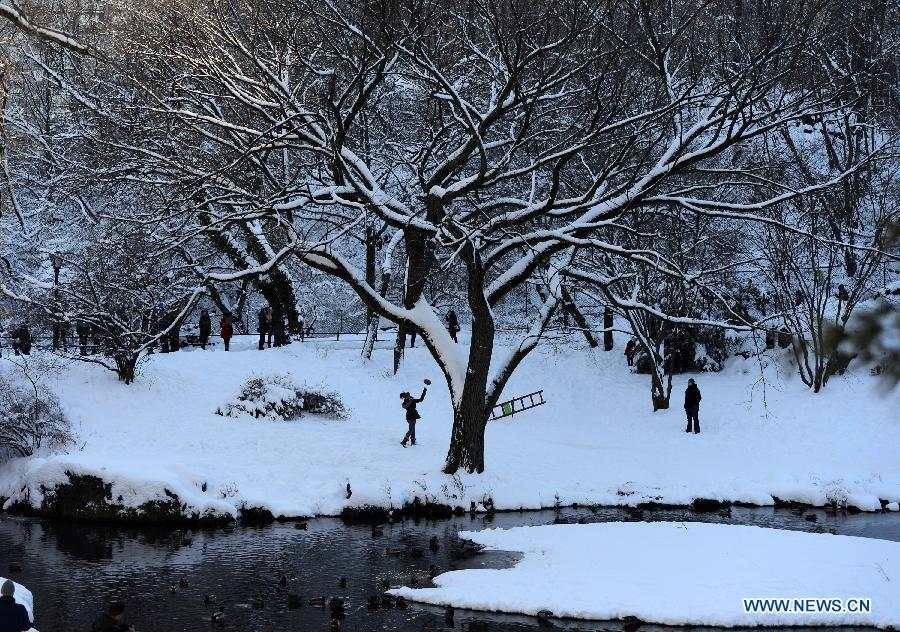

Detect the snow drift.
xmin=390 ymin=522 xmax=900 ymax=628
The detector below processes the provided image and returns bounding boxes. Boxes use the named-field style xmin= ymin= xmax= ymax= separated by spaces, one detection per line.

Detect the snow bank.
xmin=0 ymin=577 xmax=36 ymax=631
xmin=1 ymin=336 xmax=898 ymax=521
xmin=390 ymin=522 xmax=900 ymax=628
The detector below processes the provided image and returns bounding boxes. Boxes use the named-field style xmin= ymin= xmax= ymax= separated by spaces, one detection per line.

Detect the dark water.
xmin=1 ymin=505 xmax=899 ymax=632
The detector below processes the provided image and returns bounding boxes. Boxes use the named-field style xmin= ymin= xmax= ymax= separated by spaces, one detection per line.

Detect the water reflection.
xmin=1 ymin=505 xmax=898 ymax=631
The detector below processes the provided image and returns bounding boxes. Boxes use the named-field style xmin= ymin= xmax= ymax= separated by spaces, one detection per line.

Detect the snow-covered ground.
xmin=390 ymin=522 xmax=900 ymax=628
xmin=0 ymin=577 xmax=36 ymax=631
xmin=0 ymin=335 xmax=898 ymax=520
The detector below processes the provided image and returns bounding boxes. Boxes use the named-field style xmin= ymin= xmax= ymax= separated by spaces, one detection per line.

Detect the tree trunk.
xmin=393 ymin=229 xmax=430 ymax=373
xmin=362 ymin=317 xmax=378 ymax=359
xmin=560 ymin=286 xmax=597 ymax=348
xmin=393 ymin=325 xmax=407 ymax=373
xmin=363 ymin=260 xmax=390 ymax=360
xmin=650 ymin=369 xmax=672 ymax=411
xmin=364 ymin=226 xmax=377 ymax=325
xmin=443 ymin=246 xmax=494 ymax=475
xmin=444 ymin=392 xmax=489 ymax=474
xmin=603 ymin=306 xmax=614 ymax=351
xmin=241 ymin=225 xmax=302 ymax=332
xmin=199 ymin=211 xmax=289 ymax=331
xmin=115 ymin=352 xmax=138 ymax=385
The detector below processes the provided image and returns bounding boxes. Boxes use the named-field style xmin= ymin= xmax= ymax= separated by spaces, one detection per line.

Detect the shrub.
xmin=216 ymin=374 xmax=348 ymax=421
xmin=693 ymin=345 xmax=724 ymax=373
xmin=0 ymin=375 xmax=72 ymax=459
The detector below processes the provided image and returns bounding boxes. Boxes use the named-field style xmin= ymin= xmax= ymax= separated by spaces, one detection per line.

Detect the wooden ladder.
xmin=490 ymin=390 xmax=546 ymax=420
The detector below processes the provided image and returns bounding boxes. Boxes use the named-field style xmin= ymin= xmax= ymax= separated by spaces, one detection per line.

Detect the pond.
xmin=2 ymin=505 xmax=899 ymax=632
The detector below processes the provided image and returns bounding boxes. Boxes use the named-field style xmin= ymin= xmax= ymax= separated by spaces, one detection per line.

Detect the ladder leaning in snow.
xmin=490 ymin=390 xmax=546 ymax=420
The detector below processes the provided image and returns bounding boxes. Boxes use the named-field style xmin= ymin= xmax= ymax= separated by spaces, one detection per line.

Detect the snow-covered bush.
xmin=693 ymin=348 xmax=723 ymax=373
xmin=216 ymin=374 xmax=347 ymax=421
xmin=823 ymin=480 xmax=851 ymax=509
xmin=299 ymin=389 xmax=348 ymax=417
xmin=0 ymin=376 xmax=72 ymax=460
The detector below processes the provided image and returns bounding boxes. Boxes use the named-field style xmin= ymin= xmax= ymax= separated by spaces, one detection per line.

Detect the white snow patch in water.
xmin=390 ymin=522 xmax=900 ymax=628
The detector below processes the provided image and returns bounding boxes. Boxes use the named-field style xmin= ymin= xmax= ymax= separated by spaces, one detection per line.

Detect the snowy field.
xmin=390 ymin=522 xmax=900 ymax=628
xmin=0 ymin=577 xmax=36 ymax=631
xmin=1 ymin=335 xmax=898 ymax=520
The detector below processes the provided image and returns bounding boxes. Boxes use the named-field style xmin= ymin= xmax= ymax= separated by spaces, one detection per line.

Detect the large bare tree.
xmin=104 ymin=0 xmax=889 ymax=473
xmin=2 ymin=0 xmax=895 ymax=474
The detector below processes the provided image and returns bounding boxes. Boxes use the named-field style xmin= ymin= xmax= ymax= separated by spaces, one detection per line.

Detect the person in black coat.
xmin=624 ymin=338 xmax=637 ymax=366
xmin=684 ymin=378 xmax=701 ymax=434
xmin=400 ymin=386 xmax=428 ymax=447
xmin=76 ymin=319 xmax=91 ymax=355
xmin=272 ymin=307 xmax=285 ymax=348
xmin=198 ymin=310 xmax=212 ymax=349
xmin=446 ymin=310 xmax=460 ymax=343
xmin=12 ymin=324 xmax=31 ymax=356
xmin=0 ymin=579 xmax=32 ymax=632
xmin=257 ymin=307 xmax=270 ymax=350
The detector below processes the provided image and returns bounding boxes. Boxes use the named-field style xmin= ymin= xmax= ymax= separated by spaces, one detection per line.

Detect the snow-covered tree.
xmin=102 ymin=0 xmax=890 ymax=473
xmin=0 ymin=0 xmax=896 ymax=473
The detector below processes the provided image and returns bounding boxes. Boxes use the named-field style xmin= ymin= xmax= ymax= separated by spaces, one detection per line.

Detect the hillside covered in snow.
xmin=1 ymin=337 xmax=897 ymax=522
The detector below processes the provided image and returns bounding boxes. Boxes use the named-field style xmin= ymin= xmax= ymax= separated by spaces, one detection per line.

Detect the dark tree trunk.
xmin=603 ymin=306 xmax=614 ymax=351
xmin=444 ymin=386 xmax=490 ymax=474
xmin=560 ymin=286 xmax=597 ymax=348
xmin=364 ymin=227 xmax=377 ymax=324
xmin=393 ymin=325 xmax=408 ymax=373
xmin=650 ymin=369 xmax=672 ymax=411
xmin=240 ymin=226 xmax=301 ymax=332
xmin=362 ymin=228 xmax=383 ymax=359
xmin=115 ymin=352 xmax=139 ymax=385
xmin=200 ymin=211 xmax=294 ymax=332
xmin=363 ymin=271 xmax=390 ymax=359
xmin=443 ymin=246 xmax=494 ymax=475
xmin=393 ymin=222 xmax=431 ymax=373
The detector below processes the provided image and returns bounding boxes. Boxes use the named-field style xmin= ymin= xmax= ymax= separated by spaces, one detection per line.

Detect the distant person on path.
xmin=199 ymin=309 xmax=212 ymax=349
xmin=220 ymin=312 xmax=233 ymax=351
xmin=446 ymin=310 xmax=460 ymax=343
xmin=0 ymin=579 xmax=32 ymax=632
xmin=76 ymin=319 xmax=91 ymax=355
xmin=53 ymin=317 xmax=70 ymax=352
xmin=90 ymin=323 xmax=102 ymax=355
xmin=91 ymin=601 xmax=134 ymax=632
xmin=400 ymin=381 xmax=429 ymax=447
xmin=257 ymin=306 xmax=271 ymax=350
xmin=12 ymin=324 xmax=31 ymax=356
xmin=167 ymin=316 xmax=181 ymax=353
xmin=272 ymin=307 xmax=285 ymax=347
xmin=624 ymin=338 xmax=637 ymax=366
xmin=684 ymin=378 xmax=701 ymax=434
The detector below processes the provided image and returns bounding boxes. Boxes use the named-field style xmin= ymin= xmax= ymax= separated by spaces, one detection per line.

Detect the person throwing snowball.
xmin=400 ymin=379 xmax=430 ymax=447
